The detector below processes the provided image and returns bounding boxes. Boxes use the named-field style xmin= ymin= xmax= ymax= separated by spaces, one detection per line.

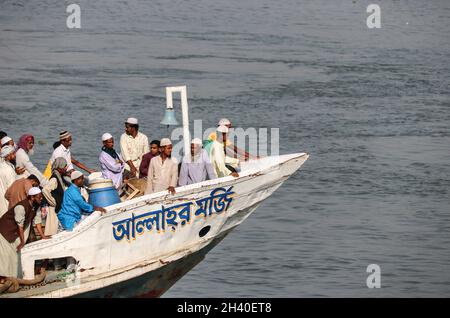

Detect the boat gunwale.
xmin=22 ymin=152 xmax=308 ymax=252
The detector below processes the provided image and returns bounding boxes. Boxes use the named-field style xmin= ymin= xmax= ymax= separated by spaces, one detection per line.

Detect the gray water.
xmin=1 ymin=0 xmax=449 ymax=297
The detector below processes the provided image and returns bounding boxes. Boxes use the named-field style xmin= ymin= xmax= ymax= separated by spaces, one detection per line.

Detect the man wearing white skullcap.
xmin=0 ymin=185 xmax=48 ymax=278
xmin=0 ymin=145 xmax=15 ymax=159
xmin=218 ymin=118 xmax=231 ymax=126
xmin=209 ymin=125 xmax=240 ymax=178
xmin=0 ymin=131 xmax=7 ymax=148
xmin=50 ymin=130 xmax=96 ymax=175
xmin=205 ymin=118 xmax=256 ymax=161
xmin=0 ymin=145 xmax=19 ymax=218
xmin=70 ymin=170 xmax=83 ymax=181
xmin=125 ymin=117 xmax=138 ymax=125
xmin=57 ymin=171 xmax=106 ymax=231
xmin=27 ymin=187 xmax=41 ymax=196
xmin=160 ymin=138 xmax=171 ymax=147
xmin=145 ymin=138 xmax=178 ymax=195
xmin=179 ymin=138 xmax=216 ymax=186
xmin=216 ymin=125 xmax=228 ymax=134
xmin=0 ymin=136 xmax=14 ymax=148
xmin=1 ymin=144 xmax=26 ymax=178
xmin=120 ymin=117 xmax=149 ymax=178
xmin=102 ymin=133 xmax=113 ymax=142
xmin=99 ymin=133 xmax=125 ymax=189
xmin=206 ymin=121 xmax=232 ymax=150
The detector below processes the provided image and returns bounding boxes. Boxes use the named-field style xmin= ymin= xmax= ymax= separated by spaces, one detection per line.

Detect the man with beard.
xmin=178 ymin=138 xmax=216 ymax=186
xmin=99 ymin=133 xmax=125 ymax=189
xmin=0 ymin=187 xmax=49 ymax=278
xmin=145 ymin=138 xmax=178 ymax=195
xmin=15 ymin=134 xmax=47 ymax=186
xmin=0 ymin=146 xmax=18 ymax=217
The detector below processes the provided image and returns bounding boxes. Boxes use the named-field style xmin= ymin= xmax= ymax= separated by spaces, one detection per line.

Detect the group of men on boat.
xmin=0 ymin=117 xmax=255 ymax=280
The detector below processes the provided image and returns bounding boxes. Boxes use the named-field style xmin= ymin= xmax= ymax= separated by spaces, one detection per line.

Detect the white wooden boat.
xmin=0 ymin=152 xmax=308 ymax=298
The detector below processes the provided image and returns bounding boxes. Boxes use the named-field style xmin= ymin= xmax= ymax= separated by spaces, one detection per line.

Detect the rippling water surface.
xmin=1 ymin=0 xmax=449 ymax=297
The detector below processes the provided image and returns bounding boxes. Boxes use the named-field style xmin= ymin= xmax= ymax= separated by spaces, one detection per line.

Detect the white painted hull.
xmin=1 ymin=153 xmax=308 ymax=298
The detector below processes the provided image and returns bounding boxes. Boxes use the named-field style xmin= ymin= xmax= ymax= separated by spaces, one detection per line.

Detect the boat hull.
xmin=1 ymin=153 xmax=308 ymax=298
xmin=75 ymin=228 xmax=230 ymax=298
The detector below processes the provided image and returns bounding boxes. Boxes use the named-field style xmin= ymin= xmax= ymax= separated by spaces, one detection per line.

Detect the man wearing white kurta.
xmin=0 ymin=146 xmax=18 ymax=217
xmin=145 ymin=138 xmax=178 ymax=195
xmin=16 ymin=149 xmax=46 ymax=183
xmin=15 ymin=134 xmax=47 ymax=186
xmin=50 ymin=131 xmax=95 ymax=175
xmin=51 ymin=141 xmax=73 ymax=172
xmin=120 ymin=117 xmax=149 ymax=178
xmin=209 ymin=125 xmax=240 ymax=178
xmin=99 ymin=133 xmax=125 ymax=189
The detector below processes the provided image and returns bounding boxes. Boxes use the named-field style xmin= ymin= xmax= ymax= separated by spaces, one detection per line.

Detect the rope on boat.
xmin=0 ymin=268 xmax=47 ymax=294
xmin=0 ymin=279 xmax=15 ymax=294
xmin=0 ymin=277 xmax=20 ymax=294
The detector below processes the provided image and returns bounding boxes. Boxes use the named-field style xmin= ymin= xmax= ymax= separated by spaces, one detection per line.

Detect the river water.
xmin=1 ymin=0 xmax=449 ymax=297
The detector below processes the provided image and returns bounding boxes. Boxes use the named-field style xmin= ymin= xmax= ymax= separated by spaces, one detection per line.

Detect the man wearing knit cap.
xmin=0 ymin=187 xmax=49 ymax=278
xmin=57 ymin=171 xmax=106 ymax=231
xmin=0 ymin=145 xmax=19 ymax=217
xmin=99 ymin=133 xmax=125 ymax=189
xmin=179 ymin=138 xmax=216 ymax=186
xmin=50 ymin=131 xmax=96 ymax=175
xmin=145 ymin=138 xmax=178 ymax=195
xmin=209 ymin=125 xmax=240 ymax=178
xmin=120 ymin=117 xmax=149 ymax=178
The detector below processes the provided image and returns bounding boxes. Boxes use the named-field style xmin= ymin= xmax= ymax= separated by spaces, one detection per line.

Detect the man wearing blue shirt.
xmin=58 ymin=171 xmax=106 ymax=231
